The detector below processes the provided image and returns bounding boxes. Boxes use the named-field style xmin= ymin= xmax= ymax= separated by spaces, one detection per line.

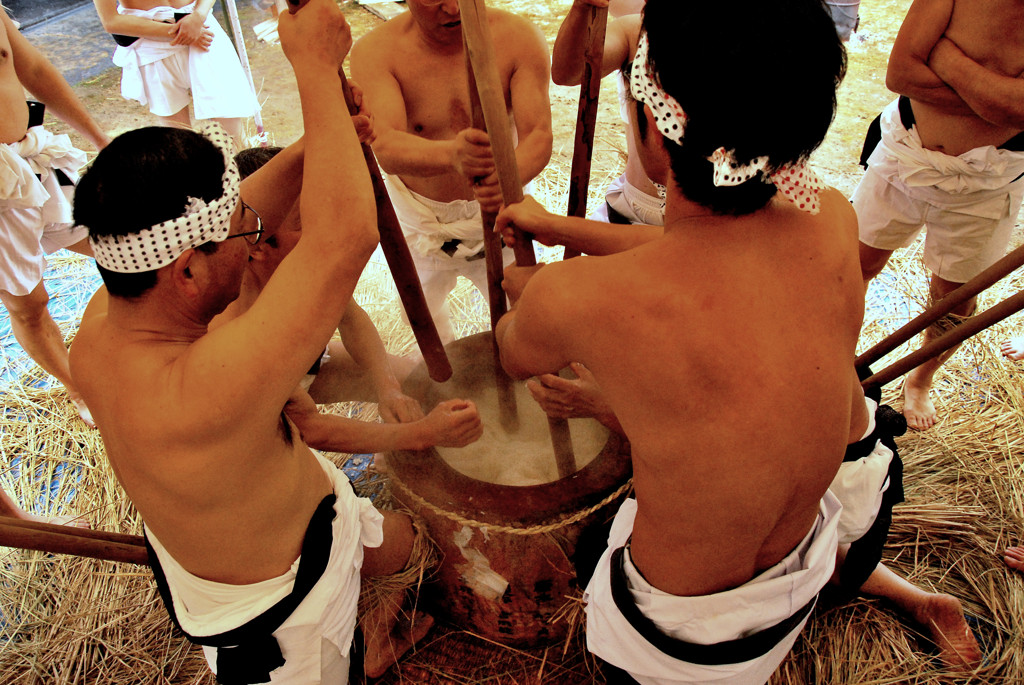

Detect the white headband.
xmin=630 ymin=32 xmax=824 ymax=214
xmin=89 ymin=123 xmax=240 ymax=273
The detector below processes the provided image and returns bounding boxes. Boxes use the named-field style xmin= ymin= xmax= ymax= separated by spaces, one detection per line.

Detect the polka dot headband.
xmin=630 ymin=32 xmax=824 ymax=214
xmin=89 ymin=123 xmax=240 ymax=273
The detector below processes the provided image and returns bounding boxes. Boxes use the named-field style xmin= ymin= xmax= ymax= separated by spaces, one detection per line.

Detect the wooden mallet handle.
xmin=0 ymin=517 xmax=148 ymax=566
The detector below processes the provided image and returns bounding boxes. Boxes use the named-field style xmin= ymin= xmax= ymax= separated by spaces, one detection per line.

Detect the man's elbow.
xmin=550 ymin=64 xmax=583 ymax=87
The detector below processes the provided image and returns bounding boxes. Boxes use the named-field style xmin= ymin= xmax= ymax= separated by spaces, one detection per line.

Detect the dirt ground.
xmin=26 ymin=0 xmax=908 ymax=204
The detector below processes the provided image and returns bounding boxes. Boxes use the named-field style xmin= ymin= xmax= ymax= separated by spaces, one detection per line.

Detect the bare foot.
xmin=70 ymin=395 xmax=97 ymax=429
xmin=1005 ymin=546 xmax=1024 ymax=572
xmin=363 ymin=611 xmax=434 ymax=678
xmin=902 ymin=377 xmax=937 ymax=431
xmin=911 ymin=593 xmax=982 ymax=671
xmin=1001 ymin=336 xmax=1024 ymax=361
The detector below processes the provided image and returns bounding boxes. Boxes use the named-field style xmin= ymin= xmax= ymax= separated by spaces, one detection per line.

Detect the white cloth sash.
xmin=0 ymin=127 xmax=85 ymax=224
xmin=830 ymin=397 xmax=892 ymax=544
xmin=381 ymin=172 xmax=484 ymax=259
xmin=585 ymin=493 xmax=841 ymax=684
xmin=867 ymin=98 xmax=1024 ymax=218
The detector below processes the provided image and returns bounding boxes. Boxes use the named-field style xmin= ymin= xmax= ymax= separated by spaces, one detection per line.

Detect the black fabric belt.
xmin=605 ymin=201 xmax=633 ymax=226
xmin=861 ymin=95 xmax=1024 ymax=170
xmin=145 ymin=493 xmax=338 ymax=685
xmin=608 ymin=546 xmax=818 ymax=667
xmin=439 ymin=238 xmax=486 ymax=260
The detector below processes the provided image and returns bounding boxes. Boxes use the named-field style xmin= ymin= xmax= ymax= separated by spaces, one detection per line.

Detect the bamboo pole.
xmin=0 ymin=517 xmax=148 ymax=566
xmin=460 ymin=0 xmax=576 ymax=478
xmin=224 ymin=0 xmax=268 ymax=146
xmin=562 ymin=4 xmax=608 ymax=261
xmin=861 ymin=288 xmax=1024 ymax=392
xmin=856 ymin=242 xmax=1024 ymax=373
xmin=281 ymin=0 xmax=452 ymax=382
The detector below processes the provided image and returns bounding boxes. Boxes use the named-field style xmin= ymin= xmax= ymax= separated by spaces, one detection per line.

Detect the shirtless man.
xmin=92 ymin=0 xmax=258 ymax=145
xmin=496 ymin=2 xmax=860 ymax=681
xmin=218 ymin=145 xmax=482 ymax=453
xmin=852 ymin=0 xmax=1024 ymax=430
xmin=0 ymin=9 xmax=108 ymax=434
xmin=552 ymin=0 xmax=665 ymax=229
xmin=350 ymin=0 xmax=552 ymax=343
xmin=69 ymin=2 xmax=425 ymax=680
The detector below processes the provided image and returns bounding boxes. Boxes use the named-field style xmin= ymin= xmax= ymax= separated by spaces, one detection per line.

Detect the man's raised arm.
xmin=551 ymin=1 xmax=637 ymax=86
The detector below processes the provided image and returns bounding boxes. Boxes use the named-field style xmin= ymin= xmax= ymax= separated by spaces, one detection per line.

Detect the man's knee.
xmin=858 ymin=242 xmax=892 ymax=282
xmin=928 ymin=275 xmax=974 ymax=315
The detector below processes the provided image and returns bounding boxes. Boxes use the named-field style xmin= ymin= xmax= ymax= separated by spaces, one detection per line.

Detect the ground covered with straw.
xmin=2 ymin=0 xmax=1024 ymax=683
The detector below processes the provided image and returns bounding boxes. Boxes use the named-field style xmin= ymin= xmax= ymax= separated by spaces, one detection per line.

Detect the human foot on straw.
xmin=902 ymin=376 xmax=937 ymax=431
xmin=913 ymin=593 xmax=982 ymax=671
xmin=1004 ymin=545 xmax=1024 ymax=572
xmin=363 ymin=609 xmax=434 ymax=678
xmin=1000 ymin=336 xmax=1024 ymax=361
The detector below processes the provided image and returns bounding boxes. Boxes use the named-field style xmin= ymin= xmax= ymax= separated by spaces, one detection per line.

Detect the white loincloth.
xmin=853 ymin=98 xmax=1024 ymax=283
xmin=829 ymin=397 xmax=892 ymax=544
xmin=145 ymin=453 xmax=384 ymax=683
xmin=113 ymin=3 xmax=258 ymax=120
xmin=590 ymin=172 xmax=667 ymax=226
xmin=584 ymin=493 xmax=841 ymax=685
xmin=0 ymin=127 xmax=87 ymax=296
xmin=381 ymin=171 xmax=513 ymax=343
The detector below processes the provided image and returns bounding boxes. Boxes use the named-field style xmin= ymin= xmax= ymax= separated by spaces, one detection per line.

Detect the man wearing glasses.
xmin=68 ymin=1 xmax=431 ymax=681
xmin=350 ymin=0 xmax=552 ymax=344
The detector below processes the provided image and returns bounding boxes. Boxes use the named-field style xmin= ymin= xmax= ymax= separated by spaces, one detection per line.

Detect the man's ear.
xmin=248 ymin=238 xmax=271 ymax=263
xmin=170 ymin=248 xmax=202 ymax=298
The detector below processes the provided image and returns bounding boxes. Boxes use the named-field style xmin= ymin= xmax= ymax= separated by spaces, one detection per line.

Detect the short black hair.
xmin=642 ymin=0 xmax=846 ymax=215
xmin=74 ymin=127 xmax=226 ymax=298
xmin=234 ymin=146 xmax=283 ymax=180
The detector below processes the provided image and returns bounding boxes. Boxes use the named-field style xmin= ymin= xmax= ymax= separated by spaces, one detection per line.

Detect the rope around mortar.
xmin=385 ymin=469 xmax=634 ymax=536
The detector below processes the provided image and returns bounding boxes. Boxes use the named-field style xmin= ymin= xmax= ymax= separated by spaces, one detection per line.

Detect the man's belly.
xmin=0 ymin=90 xmax=28 ymax=145
xmin=401 ymin=171 xmax=476 ymax=205
xmin=913 ymin=101 xmax=1024 ymax=156
xmin=120 ymin=0 xmax=193 ymax=11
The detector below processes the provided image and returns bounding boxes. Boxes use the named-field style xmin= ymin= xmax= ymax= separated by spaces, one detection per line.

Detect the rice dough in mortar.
xmin=436 ymin=381 xmax=610 ymax=486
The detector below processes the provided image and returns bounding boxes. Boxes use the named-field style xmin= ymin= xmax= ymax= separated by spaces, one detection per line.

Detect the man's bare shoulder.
xmin=355 ymin=11 xmax=413 ymax=50
xmin=488 ymin=8 xmax=546 ymax=55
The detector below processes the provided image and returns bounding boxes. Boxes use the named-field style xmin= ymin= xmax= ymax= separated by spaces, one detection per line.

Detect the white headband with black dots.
xmin=89 ymin=123 xmax=240 ymax=273
xmin=630 ymin=31 xmax=824 ymax=214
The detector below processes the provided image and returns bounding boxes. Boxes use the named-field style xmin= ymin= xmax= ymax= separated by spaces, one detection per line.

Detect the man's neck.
xmin=105 ymin=292 xmax=211 ymax=344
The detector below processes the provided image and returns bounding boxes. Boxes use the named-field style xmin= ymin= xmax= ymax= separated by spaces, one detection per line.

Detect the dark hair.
xmin=234 ymin=146 xmax=283 ymax=180
xmin=641 ymin=0 xmax=846 ymax=215
xmin=74 ymin=127 xmax=226 ymax=298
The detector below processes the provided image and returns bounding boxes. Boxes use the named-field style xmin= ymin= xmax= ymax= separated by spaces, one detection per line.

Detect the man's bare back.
xmin=500 ymin=189 xmax=864 ymax=597
xmin=889 ymin=0 xmax=1024 ymax=155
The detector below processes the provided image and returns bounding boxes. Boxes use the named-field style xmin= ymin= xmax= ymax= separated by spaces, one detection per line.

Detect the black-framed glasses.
xmin=224 ymin=201 xmax=264 ymax=245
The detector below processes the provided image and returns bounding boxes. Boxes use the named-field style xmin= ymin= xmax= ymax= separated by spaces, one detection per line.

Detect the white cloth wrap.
xmin=113 ymin=3 xmax=258 ymax=119
xmin=829 ymin=397 xmax=892 ymax=544
xmin=0 ymin=126 xmax=84 ymax=220
xmin=381 ymin=172 xmax=486 ymax=260
xmin=591 ymin=173 xmax=666 ymax=226
xmin=862 ymin=99 xmax=1024 ymax=203
xmin=0 ymin=127 xmax=88 ymax=295
xmin=145 ymin=452 xmax=384 ymax=683
xmin=584 ymin=492 xmax=841 ymax=685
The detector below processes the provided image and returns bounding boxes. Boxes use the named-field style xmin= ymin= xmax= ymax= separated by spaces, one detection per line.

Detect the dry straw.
xmin=3 ymin=0 xmax=1024 ymax=682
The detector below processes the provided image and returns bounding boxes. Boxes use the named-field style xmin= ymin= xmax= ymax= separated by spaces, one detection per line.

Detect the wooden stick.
xmin=856 ymin=242 xmax=1024 ymax=374
xmin=0 ymin=518 xmax=148 ymax=566
xmin=861 ymin=289 xmax=1024 ymax=392
xmin=562 ymin=4 xmax=608 ymax=261
xmin=465 ymin=39 xmax=519 ymax=433
xmin=460 ymin=0 xmax=576 ymax=478
xmin=282 ymin=0 xmax=452 ymax=382
xmin=224 ymin=0 xmax=267 ymax=145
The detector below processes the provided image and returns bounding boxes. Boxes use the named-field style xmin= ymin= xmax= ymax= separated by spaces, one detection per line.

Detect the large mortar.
xmin=382 ymin=331 xmax=632 ymax=647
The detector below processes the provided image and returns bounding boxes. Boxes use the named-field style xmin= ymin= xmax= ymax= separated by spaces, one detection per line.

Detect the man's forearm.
xmin=338 ymin=302 xmax=398 ymax=396
xmin=372 ymin=130 xmax=458 ymax=178
xmin=299 ymin=412 xmax=431 ymax=453
xmin=931 ymin=41 xmax=1024 ymax=128
xmin=552 ymin=1 xmax=600 ymax=86
xmin=514 ymin=129 xmax=553 ymax=190
xmin=21 ymin=63 xmax=108 ymax=149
